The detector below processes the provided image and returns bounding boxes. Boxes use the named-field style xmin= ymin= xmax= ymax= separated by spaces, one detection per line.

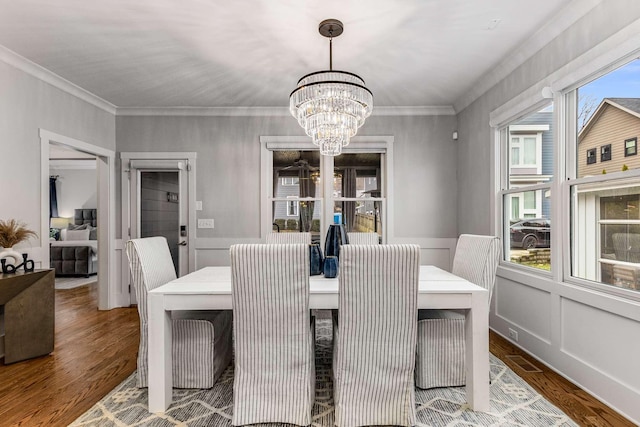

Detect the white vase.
xmin=0 ymin=247 xmax=23 ymax=266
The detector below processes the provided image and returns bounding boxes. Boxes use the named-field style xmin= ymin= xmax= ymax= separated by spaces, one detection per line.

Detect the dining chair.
xmin=346 ymin=232 xmax=379 ymax=245
xmin=125 ymin=236 xmax=233 ymax=389
xmin=415 ymin=234 xmax=500 ymax=389
xmin=230 ymin=243 xmax=315 ymax=426
xmin=265 ymin=232 xmax=312 ymax=244
xmin=333 ymin=244 xmax=420 ymax=427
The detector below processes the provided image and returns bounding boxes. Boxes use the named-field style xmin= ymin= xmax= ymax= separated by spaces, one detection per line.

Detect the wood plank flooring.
xmin=0 ymin=283 xmax=634 ymax=426
xmin=0 ymin=282 xmax=139 ymax=427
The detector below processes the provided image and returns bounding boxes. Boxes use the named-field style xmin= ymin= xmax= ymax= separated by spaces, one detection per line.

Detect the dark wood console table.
xmin=0 ymin=269 xmax=54 ymax=364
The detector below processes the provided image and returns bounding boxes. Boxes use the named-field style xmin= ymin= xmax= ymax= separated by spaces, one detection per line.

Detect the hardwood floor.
xmin=0 ymin=284 xmax=633 ymax=426
xmin=0 ymin=282 xmax=139 ymax=427
xmin=489 ymin=331 xmax=635 ymax=427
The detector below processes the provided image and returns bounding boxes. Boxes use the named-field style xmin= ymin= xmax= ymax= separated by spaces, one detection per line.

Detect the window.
xmin=625 ymin=138 xmax=637 ymax=157
xmin=500 ymin=105 xmax=554 ymax=271
xmin=286 ymin=196 xmax=299 ymax=217
xmin=262 ymin=137 xmax=391 ymax=244
xmin=282 ymin=177 xmax=299 ymax=186
xmin=587 ymin=148 xmax=597 ymax=164
xmin=332 ymin=153 xmax=383 ymax=236
xmin=571 ymin=57 xmax=640 ymax=295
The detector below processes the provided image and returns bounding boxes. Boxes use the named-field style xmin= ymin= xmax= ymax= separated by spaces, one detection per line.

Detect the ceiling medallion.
xmin=289 ymin=19 xmax=373 ymax=156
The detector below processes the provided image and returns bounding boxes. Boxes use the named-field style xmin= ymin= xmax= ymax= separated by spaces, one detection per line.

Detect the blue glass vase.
xmin=309 ymin=243 xmax=324 ymax=276
xmin=323 ymin=256 xmax=339 ymax=278
xmin=325 ymin=224 xmax=349 ymax=259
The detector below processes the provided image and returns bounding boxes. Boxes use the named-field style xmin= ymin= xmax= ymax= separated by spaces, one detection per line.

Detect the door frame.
xmin=40 ymin=129 xmax=119 ymax=310
xmin=120 ymin=152 xmax=197 ymax=301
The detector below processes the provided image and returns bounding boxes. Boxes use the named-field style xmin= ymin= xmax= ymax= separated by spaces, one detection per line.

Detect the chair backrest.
xmin=612 ymin=233 xmax=640 ymax=263
xmin=125 ymin=236 xmax=177 ymax=324
xmin=336 ymin=244 xmax=420 ymax=419
xmin=452 ymin=234 xmax=501 ymax=303
xmin=347 ymin=232 xmax=379 ymax=245
xmin=230 ymin=243 xmax=311 ymax=370
xmin=265 ymin=232 xmax=312 ymax=244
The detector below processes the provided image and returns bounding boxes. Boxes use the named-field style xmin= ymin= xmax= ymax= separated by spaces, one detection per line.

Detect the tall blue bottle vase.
xmin=324 ymin=224 xmax=349 ymax=259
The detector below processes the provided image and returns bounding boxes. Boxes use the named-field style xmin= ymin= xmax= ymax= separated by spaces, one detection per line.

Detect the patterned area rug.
xmin=70 ymin=320 xmax=577 ymax=426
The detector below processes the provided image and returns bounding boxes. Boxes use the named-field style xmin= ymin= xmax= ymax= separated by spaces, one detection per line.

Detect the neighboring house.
xmin=508 ymin=111 xmax=553 ymax=220
xmin=575 ymin=98 xmax=640 ymax=288
xmin=579 ymin=98 xmax=640 ymax=177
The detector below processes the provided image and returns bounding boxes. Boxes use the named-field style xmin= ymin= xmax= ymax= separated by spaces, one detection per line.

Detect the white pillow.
xmin=63 ymin=229 xmax=90 ymax=241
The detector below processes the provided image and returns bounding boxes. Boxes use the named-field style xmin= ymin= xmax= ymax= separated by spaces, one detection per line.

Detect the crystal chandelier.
xmin=290 ymin=19 xmax=373 ymax=156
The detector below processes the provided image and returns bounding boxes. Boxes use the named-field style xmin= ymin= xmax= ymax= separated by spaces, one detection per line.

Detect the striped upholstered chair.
xmin=126 ymin=237 xmax=233 ymax=389
xmin=346 ymin=232 xmax=379 ymax=245
xmin=415 ymin=234 xmax=501 ymax=389
xmin=333 ymin=244 xmax=420 ymax=426
xmin=230 ymin=244 xmax=315 ymax=425
xmin=265 ymin=232 xmax=312 ymax=244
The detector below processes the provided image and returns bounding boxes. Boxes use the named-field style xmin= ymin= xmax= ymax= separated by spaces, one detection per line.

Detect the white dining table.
xmin=147 ymin=265 xmax=490 ymax=413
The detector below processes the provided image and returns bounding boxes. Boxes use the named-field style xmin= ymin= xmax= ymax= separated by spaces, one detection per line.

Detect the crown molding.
xmin=0 ymin=45 xmax=116 ymax=115
xmin=116 ymin=106 xmax=291 ymax=117
xmin=453 ymin=0 xmax=601 ymax=113
xmin=116 ymin=105 xmax=455 ymax=117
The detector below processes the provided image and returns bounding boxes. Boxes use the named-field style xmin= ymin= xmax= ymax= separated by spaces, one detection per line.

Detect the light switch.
xmin=198 ymin=218 xmax=214 ymax=229
xmin=195 ymin=201 xmax=203 ymax=211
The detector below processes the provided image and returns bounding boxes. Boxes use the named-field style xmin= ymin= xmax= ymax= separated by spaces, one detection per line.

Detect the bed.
xmin=50 ymin=209 xmax=98 ymax=277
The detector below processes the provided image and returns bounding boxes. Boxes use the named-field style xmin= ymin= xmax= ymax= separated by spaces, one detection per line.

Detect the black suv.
xmin=510 ymin=218 xmax=551 ymax=249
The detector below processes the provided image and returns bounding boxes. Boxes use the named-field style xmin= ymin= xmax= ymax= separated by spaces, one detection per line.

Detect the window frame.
xmin=281 ymin=177 xmax=299 ymax=186
xmin=286 ymin=196 xmax=299 ymax=217
xmin=587 ymin=148 xmax=597 ymax=164
xmin=492 ymin=48 xmax=640 ymax=303
xmin=260 ymin=136 xmax=394 ymax=248
xmin=625 ymin=137 xmax=638 ymax=157
xmin=601 ymin=144 xmax=612 ymax=162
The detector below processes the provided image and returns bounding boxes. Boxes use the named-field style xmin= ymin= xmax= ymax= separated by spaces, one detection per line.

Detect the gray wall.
xmin=49 ymin=167 xmax=98 ymax=218
xmin=116 ymin=113 xmax=458 ymax=240
xmin=457 ymin=0 xmax=640 ymax=234
xmin=0 ymin=59 xmax=115 ymax=262
xmin=456 ymin=1 xmax=640 ymax=423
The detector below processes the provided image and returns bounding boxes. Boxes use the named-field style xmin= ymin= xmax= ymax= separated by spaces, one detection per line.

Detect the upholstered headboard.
xmin=74 ymin=209 xmax=97 ymax=227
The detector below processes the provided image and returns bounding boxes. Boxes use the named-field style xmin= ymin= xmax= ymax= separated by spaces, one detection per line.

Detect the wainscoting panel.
xmin=194 ymin=237 xmax=457 ymax=270
xmin=494 ymin=276 xmax=552 ymax=344
xmin=561 ymin=298 xmax=640 ymax=391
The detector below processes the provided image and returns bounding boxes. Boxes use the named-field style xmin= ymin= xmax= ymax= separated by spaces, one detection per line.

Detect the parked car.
xmin=510 ymin=218 xmax=551 ymax=249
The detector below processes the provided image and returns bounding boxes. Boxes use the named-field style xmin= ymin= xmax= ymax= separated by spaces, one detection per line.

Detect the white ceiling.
xmin=0 ymin=0 xmax=588 ymax=110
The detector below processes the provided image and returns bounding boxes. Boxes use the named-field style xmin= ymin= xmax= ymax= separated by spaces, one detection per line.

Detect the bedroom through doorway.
xmin=49 ymin=145 xmax=99 ymax=299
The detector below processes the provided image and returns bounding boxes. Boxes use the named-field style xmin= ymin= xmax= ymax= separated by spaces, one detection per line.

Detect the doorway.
xmin=40 ymin=130 xmax=118 ymax=310
xmin=121 ymin=153 xmax=196 ymax=304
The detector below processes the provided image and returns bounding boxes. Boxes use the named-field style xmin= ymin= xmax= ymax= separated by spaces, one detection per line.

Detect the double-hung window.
xmin=497 ymin=56 xmax=640 ymax=296
xmin=498 ymin=106 xmax=554 ymax=270
xmin=569 ymin=58 xmax=640 ymax=294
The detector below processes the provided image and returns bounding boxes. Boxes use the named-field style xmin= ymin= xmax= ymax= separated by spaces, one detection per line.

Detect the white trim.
xmin=120 ymin=152 xmax=198 ymax=284
xmin=259 ymin=135 xmax=394 ymax=245
xmin=1 ymin=45 xmax=116 ymax=114
xmin=372 ymin=106 xmax=456 ymax=116
xmin=455 ymin=0 xmax=600 ymax=113
xmin=115 ymin=105 xmax=455 ymax=117
xmin=510 ymin=125 xmax=550 ymax=132
xmin=49 ymin=159 xmax=96 ymax=170
xmin=40 ymin=129 xmax=118 ymax=310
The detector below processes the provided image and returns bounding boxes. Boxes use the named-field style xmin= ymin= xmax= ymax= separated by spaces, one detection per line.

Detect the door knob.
xmin=178 ymin=241 xmax=187 ymax=246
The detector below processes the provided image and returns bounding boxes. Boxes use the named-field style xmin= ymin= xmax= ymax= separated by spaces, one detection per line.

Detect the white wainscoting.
xmin=194 ymin=237 xmax=458 ymax=271
xmin=491 ymin=265 xmax=640 ymax=424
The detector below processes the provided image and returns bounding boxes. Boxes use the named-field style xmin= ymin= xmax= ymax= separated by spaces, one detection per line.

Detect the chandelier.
xmin=290 ymin=19 xmax=373 ymax=156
